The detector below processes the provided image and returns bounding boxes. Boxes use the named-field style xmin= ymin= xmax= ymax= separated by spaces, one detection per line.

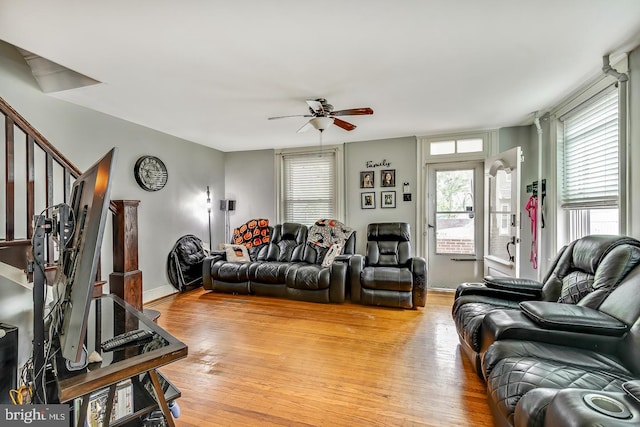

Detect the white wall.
xmin=345 ymin=137 xmax=417 ymax=254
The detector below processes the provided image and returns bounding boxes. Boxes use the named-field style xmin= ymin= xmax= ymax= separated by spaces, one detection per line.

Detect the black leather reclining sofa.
xmin=202 ymin=222 xmax=355 ymax=304
xmin=453 ymin=235 xmax=640 ymax=426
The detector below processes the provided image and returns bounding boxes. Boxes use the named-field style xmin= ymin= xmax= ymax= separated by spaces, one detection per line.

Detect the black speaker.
xmin=0 ymin=323 xmax=18 ymax=404
xmin=219 ymin=200 xmax=236 ymax=211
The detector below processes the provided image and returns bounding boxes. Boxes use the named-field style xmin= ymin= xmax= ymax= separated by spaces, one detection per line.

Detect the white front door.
xmin=426 ymin=161 xmax=484 ymax=289
xmin=484 ymin=147 xmax=522 ymax=278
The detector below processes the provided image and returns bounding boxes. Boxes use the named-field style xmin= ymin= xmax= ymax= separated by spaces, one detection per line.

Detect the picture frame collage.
xmin=360 ymin=169 xmax=396 ymax=209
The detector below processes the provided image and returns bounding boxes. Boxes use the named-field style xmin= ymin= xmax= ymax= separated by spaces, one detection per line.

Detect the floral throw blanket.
xmin=307 ymin=219 xmax=354 ymax=249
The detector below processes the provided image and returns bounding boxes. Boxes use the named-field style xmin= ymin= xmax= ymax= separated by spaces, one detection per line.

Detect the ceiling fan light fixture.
xmin=310 ymin=117 xmax=334 ymax=132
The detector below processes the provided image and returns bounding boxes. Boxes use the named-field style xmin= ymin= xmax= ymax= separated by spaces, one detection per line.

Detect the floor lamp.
xmin=206 ymin=186 xmax=212 ymax=251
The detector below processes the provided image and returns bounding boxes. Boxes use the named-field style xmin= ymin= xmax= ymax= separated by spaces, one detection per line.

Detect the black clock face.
xmin=134 ymin=156 xmax=168 ymax=191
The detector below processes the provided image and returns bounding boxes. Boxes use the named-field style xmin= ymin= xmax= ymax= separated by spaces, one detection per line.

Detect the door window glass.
xmin=435 ymin=169 xmax=475 ymax=255
xmin=488 ymin=168 xmax=512 ymax=261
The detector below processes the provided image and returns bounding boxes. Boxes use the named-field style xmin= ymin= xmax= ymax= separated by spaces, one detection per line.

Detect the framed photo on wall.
xmin=381 ymin=191 xmax=396 ymax=208
xmin=360 ymin=171 xmax=374 ymax=188
xmin=361 ymin=192 xmax=375 ymax=209
xmin=381 ymin=169 xmax=395 ymax=187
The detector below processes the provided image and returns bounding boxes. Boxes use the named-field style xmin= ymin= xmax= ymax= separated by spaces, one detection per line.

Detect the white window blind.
xmin=281 ymin=151 xmax=336 ymax=226
xmin=561 ymin=86 xmax=618 ymax=208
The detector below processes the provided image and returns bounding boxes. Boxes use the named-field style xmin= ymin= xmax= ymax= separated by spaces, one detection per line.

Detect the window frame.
xmin=274 ymin=145 xmax=344 ymax=225
xmin=550 ymin=56 xmax=628 ymax=245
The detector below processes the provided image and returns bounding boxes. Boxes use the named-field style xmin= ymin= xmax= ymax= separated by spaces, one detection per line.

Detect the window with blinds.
xmin=560 ymin=86 xmax=618 ymax=208
xmin=281 ymin=150 xmax=336 ymax=226
xmin=559 ymin=85 xmax=619 ymax=239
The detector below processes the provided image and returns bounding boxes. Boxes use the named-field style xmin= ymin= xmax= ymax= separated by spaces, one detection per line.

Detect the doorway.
xmin=426 ymin=162 xmax=484 ymax=289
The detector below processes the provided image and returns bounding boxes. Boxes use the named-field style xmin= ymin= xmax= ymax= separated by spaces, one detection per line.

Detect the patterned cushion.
xmin=232 ymin=218 xmax=270 ymax=249
xmin=557 ymin=271 xmax=594 ymax=304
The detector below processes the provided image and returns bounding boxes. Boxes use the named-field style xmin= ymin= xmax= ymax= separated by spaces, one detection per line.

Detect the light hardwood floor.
xmin=147 ymin=289 xmax=494 ymax=426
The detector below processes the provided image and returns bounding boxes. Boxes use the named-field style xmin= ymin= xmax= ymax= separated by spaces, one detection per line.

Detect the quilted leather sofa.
xmin=452 ymin=235 xmax=640 ymax=376
xmin=202 ymin=222 xmax=355 ymax=304
xmin=480 ymin=255 xmax=640 ymax=427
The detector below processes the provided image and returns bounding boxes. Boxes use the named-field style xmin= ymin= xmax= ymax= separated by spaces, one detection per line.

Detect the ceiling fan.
xmin=268 ymin=98 xmax=373 ymax=133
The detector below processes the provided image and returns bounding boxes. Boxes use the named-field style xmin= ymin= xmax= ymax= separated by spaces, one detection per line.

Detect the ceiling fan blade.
xmin=333 ymin=118 xmax=357 ymax=131
xmin=305 ymin=100 xmax=324 ymax=115
xmin=297 ymin=121 xmax=313 ymax=133
xmin=331 ymin=107 xmax=374 ymax=117
xmin=268 ymin=114 xmax=313 ymax=120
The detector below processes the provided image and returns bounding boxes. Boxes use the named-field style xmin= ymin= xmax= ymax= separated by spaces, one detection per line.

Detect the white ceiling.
xmin=1 ymin=0 xmax=640 ymax=152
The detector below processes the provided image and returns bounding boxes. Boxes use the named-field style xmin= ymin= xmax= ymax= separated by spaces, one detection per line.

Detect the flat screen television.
xmin=56 ymin=147 xmax=117 ymax=363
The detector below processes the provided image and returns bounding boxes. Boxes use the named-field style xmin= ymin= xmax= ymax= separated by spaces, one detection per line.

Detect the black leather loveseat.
xmin=202 ymin=222 xmax=355 ymax=304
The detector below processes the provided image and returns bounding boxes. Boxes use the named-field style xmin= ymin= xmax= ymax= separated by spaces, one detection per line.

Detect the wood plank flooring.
xmin=146 ymin=289 xmax=494 ymax=426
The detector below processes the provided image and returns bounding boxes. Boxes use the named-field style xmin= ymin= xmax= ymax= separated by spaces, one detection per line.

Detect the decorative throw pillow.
xmin=322 ymin=244 xmax=343 ymax=268
xmin=224 ymin=244 xmax=251 ymax=263
xmin=557 ymin=271 xmax=594 ymax=304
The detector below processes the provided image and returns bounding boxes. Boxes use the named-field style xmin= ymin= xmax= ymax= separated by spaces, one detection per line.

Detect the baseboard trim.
xmin=143 ymin=284 xmax=178 ymax=304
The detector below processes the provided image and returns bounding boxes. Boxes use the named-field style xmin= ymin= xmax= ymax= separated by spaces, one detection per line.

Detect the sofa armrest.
xmin=623 ymin=380 xmax=640 ymax=405
xmin=349 ymin=254 xmax=365 ymax=303
xmin=480 ymin=309 xmax=623 ymax=357
xmin=202 ymin=252 xmax=226 ymax=290
xmin=455 ymin=282 xmax=542 ymax=302
xmin=410 ymin=256 xmax=427 ymax=308
xmin=519 ymin=301 xmax=628 ymax=336
xmin=542 ymin=388 xmax=639 ymax=427
xmin=484 ymin=275 xmax=543 ymax=297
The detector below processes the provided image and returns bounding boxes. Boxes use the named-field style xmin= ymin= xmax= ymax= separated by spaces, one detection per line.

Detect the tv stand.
xmin=52 ymin=294 xmax=188 ymax=427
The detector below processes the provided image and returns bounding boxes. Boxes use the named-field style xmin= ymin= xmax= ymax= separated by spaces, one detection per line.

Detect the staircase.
xmin=1 ymin=95 xmax=140 ymax=307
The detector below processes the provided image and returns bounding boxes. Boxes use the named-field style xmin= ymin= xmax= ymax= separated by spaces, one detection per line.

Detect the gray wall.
xmin=218 ymin=136 xmax=419 ymax=256
xmin=345 ymin=137 xmax=417 ymax=254
xmin=0 ymin=41 xmax=226 ymax=365
xmin=224 ymin=150 xmax=276 ymax=235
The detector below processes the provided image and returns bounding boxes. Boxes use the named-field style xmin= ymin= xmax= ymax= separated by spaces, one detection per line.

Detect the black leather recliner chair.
xmin=452 ymin=235 xmax=640 ymax=376
xmin=480 ymin=253 xmax=640 ymax=427
xmin=349 ymin=223 xmax=426 ymax=309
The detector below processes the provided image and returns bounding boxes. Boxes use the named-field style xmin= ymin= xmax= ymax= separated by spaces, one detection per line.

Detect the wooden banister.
xmin=109 ymin=200 xmax=143 ymax=311
xmin=1 ymin=95 xmax=142 ymax=309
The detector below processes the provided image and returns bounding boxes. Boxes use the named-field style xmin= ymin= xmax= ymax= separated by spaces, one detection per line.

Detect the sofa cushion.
xmin=361 ymin=266 xmax=413 ymax=291
xmin=483 ymin=339 xmax=636 ymax=426
xmin=249 ymin=261 xmax=291 ymax=284
xmin=286 ymin=264 xmax=331 ymax=290
xmin=267 ymin=223 xmax=307 ymax=262
xmin=212 ymin=261 xmax=251 ymax=282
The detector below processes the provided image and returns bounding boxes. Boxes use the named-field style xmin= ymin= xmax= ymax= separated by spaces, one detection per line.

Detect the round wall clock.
xmin=134 ymin=155 xmax=168 ymax=192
